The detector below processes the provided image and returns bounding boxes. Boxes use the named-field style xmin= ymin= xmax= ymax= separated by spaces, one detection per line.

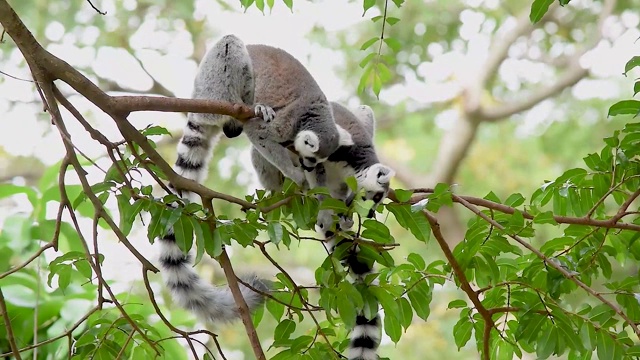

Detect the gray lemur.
xmin=251 ymin=102 xmax=394 ymax=236
xmin=159 ymin=35 xmax=349 ymax=324
xmin=251 ymin=103 xmax=392 ymax=360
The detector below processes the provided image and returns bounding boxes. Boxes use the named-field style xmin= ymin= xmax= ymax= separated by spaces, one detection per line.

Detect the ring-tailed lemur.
xmin=314 ymin=102 xmax=394 ymax=238
xmin=251 ymin=102 xmax=388 ymax=360
xmin=160 ymin=35 xmax=352 ymax=324
xmin=252 ymin=102 xmax=393 ymax=237
xmin=159 ymin=35 xmax=274 ymax=324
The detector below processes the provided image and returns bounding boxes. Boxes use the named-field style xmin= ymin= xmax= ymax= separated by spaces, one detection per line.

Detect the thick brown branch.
xmin=400 ymin=188 xmax=640 ymax=232
xmin=0 ymin=288 xmax=22 ymax=360
xmin=479 ymin=62 xmax=588 ymax=121
xmin=422 ymin=212 xmax=494 ymax=360
xmin=217 ymin=248 xmax=265 ymax=359
xmin=201 ymin=200 xmax=265 ymax=360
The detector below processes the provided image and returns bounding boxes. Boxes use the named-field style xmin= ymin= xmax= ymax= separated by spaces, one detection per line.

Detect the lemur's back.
xmin=331 ymin=102 xmax=373 ymax=146
xmin=247 ymin=44 xmax=325 ymax=107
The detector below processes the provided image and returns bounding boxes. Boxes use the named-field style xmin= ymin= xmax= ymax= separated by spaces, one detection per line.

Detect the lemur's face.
xmin=301 ymin=156 xmax=328 ymax=170
xmin=357 ymin=163 xmax=395 ymax=218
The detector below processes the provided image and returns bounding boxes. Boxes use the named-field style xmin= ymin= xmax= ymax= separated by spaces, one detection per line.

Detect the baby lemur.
xmin=252 ymin=102 xmax=394 ymax=236
xmin=251 ymin=102 xmax=391 ymax=360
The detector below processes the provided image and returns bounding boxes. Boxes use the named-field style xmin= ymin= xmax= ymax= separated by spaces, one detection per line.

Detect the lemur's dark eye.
xmin=372 ymin=192 xmax=383 ymax=203
xmin=319 ymin=223 xmax=324 ymax=228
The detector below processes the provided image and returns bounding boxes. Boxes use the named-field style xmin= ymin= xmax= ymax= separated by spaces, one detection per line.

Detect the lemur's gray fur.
xmin=160 ymin=35 xmax=273 ymax=325
xmin=251 ymin=102 xmax=394 ymax=236
xmin=243 ymin=43 xmax=353 ymax=186
xmin=252 ymin=103 xmax=390 ymax=360
xmin=162 ymin=34 xmax=353 ymax=326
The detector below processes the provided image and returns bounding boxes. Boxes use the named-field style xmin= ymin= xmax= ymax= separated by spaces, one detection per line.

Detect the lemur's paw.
xmin=338 ymin=214 xmax=354 ymax=232
xmin=254 ymin=104 xmax=275 ymax=122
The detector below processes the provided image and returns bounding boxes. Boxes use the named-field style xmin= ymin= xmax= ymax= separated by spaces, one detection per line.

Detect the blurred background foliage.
xmin=1 ymin=0 xmax=639 ymax=359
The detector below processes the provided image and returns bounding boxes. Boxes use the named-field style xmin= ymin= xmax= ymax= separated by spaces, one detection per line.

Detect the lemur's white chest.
xmin=324 ymin=161 xmax=354 ymax=191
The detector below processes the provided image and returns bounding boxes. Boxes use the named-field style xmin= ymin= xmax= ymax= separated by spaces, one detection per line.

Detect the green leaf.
xmin=141 ymin=125 xmax=171 ymax=137
xmin=397 ymin=297 xmax=412 ymax=329
xmin=383 ymin=38 xmax=401 ymax=52
xmin=579 ymin=322 xmax=596 ymax=351
xmin=57 ymin=264 xmax=72 ymax=291
xmin=74 ymin=259 xmax=93 ymax=279
xmin=391 ymin=0 xmax=404 ymax=7
xmin=360 ymin=37 xmax=379 ymax=51
xmin=370 ymin=287 xmax=398 ymax=320
xmin=207 ymin=225 xmax=225 ymax=258
xmin=536 ymin=326 xmax=557 ymax=359
xmin=608 ymin=100 xmax=640 ymax=117
xmin=384 ymin=311 xmax=402 ymax=343
xmin=267 ymin=298 xmax=285 ymax=322
xmin=393 ymin=189 xmax=413 ymax=202
xmin=173 ymin=215 xmax=194 ymax=253
xmin=626 ymin=345 xmax=640 ymax=356
xmin=0 ymin=184 xmax=38 ymax=207
xmin=505 ymin=193 xmax=525 ymax=207
xmin=282 ymin=0 xmax=293 ymax=10
xmin=634 ymin=82 xmax=640 ymax=96
xmin=345 ymin=176 xmax=358 ymax=193
xmin=529 ymin=0 xmax=554 ymax=23
xmin=596 ymin=330 xmax=615 ymax=360
xmin=407 ymin=280 xmax=431 ymax=321
xmin=147 ymin=204 xmax=167 ymax=242
xmin=337 ymin=292 xmax=357 ymax=329
xmin=319 ymin=197 xmax=348 ymax=213
xmin=453 ymin=316 xmax=473 ymax=349
xmin=406 ymin=253 xmax=425 ymax=270
xmin=372 ymin=71 xmax=382 ymax=97
xmin=534 ymin=211 xmax=558 ymax=225
xmin=361 ymin=219 xmax=393 ymax=244
xmin=267 ymin=223 xmax=284 ymax=245
xmin=363 ymin=0 xmax=376 ymax=14
xmin=387 ymin=204 xmax=430 ymax=242
xmin=359 ymin=52 xmax=377 ymax=69
xmin=447 ymin=299 xmax=467 ymax=309
xmin=624 ymin=56 xmax=640 ymax=75
xmin=274 ymin=319 xmax=296 ymax=341
xmin=385 ymin=16 xmax=400 ymax=25
xmin=190 ymin=217 xmax=205 ymax=265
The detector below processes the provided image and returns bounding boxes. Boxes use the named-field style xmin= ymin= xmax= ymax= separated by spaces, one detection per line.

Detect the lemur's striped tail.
xmin=174 ymin=115 xmax=222 ymax=188
xmin=156 ymin=34 xmax=268 ymax=323
xmin=158 ymin=229 xmax=267 ymax=323
xmin=325 ymin=238 xmax=382 ymax=360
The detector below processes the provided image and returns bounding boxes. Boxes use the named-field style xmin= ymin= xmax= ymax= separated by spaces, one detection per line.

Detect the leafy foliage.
xmin=1 ymin=0 xmax=639 ymax=360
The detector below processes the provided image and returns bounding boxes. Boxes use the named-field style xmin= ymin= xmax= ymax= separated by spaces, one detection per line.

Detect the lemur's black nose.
xmin=325 ymin=231 xmax=335 ymax=238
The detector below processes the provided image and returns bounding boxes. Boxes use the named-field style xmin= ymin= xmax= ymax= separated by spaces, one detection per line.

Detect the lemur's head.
xmin=356 ymin=163 xmax=395 ymax=218
xmin=295 ymin=126 xmax=353 ymax=169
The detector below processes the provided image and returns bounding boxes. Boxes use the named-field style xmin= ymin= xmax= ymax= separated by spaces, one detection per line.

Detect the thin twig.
xmin=0 ymin=288 xmax=23 ymax=360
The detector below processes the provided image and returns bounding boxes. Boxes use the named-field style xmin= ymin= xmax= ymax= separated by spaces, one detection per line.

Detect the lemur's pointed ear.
xmin=294 ymin=130 xmax=320 ymax=156
xmin=337 ymin=125 xmax=354 ymax=146
xmin=353 ymin=105 xmax=376 ymax=138
xmin=372 ymin=163 xmax=395 ymax=185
